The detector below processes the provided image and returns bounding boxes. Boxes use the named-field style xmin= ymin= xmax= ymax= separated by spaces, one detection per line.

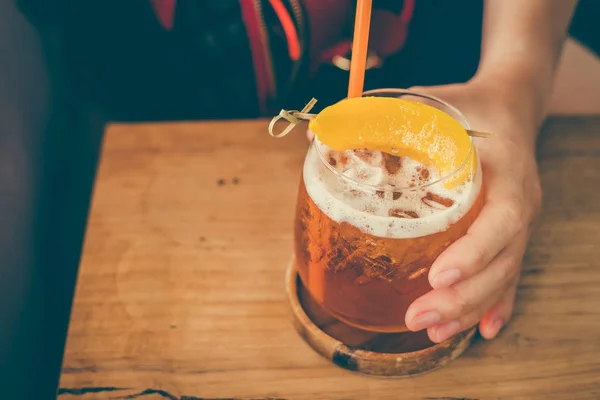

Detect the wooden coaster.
xmin=286 ymin=262 xmax=476 ymax=377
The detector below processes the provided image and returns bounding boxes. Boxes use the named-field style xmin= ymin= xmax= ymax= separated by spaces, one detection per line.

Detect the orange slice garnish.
xmin=308 ymin=96 xmax=475 ymax=188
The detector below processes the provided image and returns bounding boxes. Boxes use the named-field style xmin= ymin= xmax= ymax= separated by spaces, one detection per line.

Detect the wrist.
xmin=463 ymin=73 xmax=542 ymax=152
xmin=470 ymin=68 xmax=550 ymax=140
xmin=470 ymin=66 xmax=552 ymax=130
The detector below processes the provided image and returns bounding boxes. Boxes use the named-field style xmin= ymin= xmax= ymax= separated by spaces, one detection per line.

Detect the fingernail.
xmin=432 ymin=320 xmax=461 ymax=343
xmin=410 ymin=311 xmax=441 ymax=331
xmin=431 ymin=268 xmax=461 ymax=289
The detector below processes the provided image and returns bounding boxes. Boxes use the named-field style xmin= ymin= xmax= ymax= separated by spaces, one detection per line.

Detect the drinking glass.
xmin=293 ymin=89 xmax=484 ymax=332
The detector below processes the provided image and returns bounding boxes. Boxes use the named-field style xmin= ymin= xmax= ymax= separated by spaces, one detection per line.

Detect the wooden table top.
xmin=59 ymin=118 xmax=600 ymax=400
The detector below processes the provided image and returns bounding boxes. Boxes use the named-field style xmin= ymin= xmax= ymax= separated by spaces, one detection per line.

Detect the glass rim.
xmin=313 ymin=88 xmax=475 ymax=192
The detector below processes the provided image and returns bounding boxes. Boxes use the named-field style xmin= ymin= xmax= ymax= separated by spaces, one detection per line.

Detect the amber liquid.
xmin=294 ymin=178 xmax=484 ymax=333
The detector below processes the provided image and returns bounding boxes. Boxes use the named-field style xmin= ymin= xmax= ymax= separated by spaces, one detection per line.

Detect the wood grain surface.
xmin=58 ymin=118 xmax=600 ymax=400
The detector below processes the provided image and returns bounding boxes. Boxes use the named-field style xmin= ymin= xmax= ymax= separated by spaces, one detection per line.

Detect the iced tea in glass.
xmin=293 ymin=89 xmax=484 ymax=333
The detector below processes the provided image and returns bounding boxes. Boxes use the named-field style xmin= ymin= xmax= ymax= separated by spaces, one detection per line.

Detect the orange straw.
xmin=347 ymin=0 xmax=373 ymax=98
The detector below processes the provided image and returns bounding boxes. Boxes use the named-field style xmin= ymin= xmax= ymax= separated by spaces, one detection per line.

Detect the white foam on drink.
xmin=303 ymin=143 xmax=482 ymax=239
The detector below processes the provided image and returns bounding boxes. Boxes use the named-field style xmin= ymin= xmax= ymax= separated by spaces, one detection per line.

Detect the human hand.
xmin=403 ymin=80 xmax=543 ymax=343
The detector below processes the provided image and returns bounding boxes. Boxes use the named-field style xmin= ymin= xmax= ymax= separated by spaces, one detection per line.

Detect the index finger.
xmin=428 ymin=197 xmax=524 ymax=289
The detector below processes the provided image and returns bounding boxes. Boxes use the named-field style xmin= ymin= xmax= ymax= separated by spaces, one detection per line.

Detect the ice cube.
xmin=383 ymin=153 xmax=403 ymax=174
xmin=351 ymin=149 xmax=381 ymax=165
xmin=421 ymin=192 xmax=455 ymax=209
xmin=389 ymin=208 xmax=419 ymax=219
xmin=343 ymin=164 xmax=385 ymax=186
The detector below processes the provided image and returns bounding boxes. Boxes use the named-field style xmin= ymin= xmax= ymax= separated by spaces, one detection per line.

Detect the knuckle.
xmin=472 ymin=303 xmax=489 ymax=322
xmin=510 ymin=257 xmax=524 ymax=277
xmin=499 ymin=259 xmax=522 ymax=287
xmin=469 ymin=245 xmax=487 ymax=270
xmin=447 ymin=286 xmax=472 ymax=317
xmin=505 ymin=198 xmax=523 ymax=221
xmin=530 ymin=182 xmax=543 ymax=215
xmin=501 ymin=198 xmax=525 ymax=233
xmin=531 ymin=180 xmax=544 ymax=208
xmin=501 ymin=262 xmax=517 ymax=285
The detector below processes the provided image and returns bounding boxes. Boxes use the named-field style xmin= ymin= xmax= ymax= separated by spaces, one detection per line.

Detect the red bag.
xmin=150 ymin=0 xmax=415 ymax=115
xmin=18 ymin=0 xmax=415 ymax=119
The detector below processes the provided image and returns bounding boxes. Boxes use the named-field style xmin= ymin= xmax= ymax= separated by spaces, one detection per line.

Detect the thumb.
xmin=408 ymin=85 xmax=430 ymax=92
xmin=408 ymin=84 xmax=460 ymax=101
xmin=407 ymin=84 xmax=479 ymax=125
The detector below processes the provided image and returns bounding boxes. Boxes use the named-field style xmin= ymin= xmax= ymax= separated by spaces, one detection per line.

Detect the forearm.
xmin=474 ymin=0 xmax=578 ymax=132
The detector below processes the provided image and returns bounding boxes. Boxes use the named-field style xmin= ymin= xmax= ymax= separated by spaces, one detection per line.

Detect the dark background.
xmin=1 ymin=0 xmax=598 ymax=398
